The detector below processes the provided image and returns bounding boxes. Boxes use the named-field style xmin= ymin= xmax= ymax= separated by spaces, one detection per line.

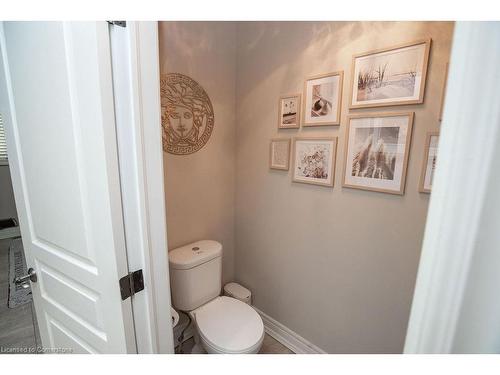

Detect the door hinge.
xmin=107 ymin=21 xmax=127 ymax=28
xmin=119 ymin=269 xmax=144 ymax=300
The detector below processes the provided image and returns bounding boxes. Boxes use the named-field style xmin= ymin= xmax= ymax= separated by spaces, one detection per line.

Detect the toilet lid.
xmin=195 ymin=296 xmax=264 ymax=353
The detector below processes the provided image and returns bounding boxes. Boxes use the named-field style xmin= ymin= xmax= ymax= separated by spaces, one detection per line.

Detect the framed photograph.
xmin=292 ymin=137 xmax=337 ymax=187
xmin=350 ymin=39 xmax=431 ymax=109
xmin=419 ymin=131 xmax=439 ymax=193
xmin=342 ymin=112 xmax=414 ymax=195
xmin=269 ymin=138 xmax=291 ymax=171
xmin=303 ymin=71 xmax=343 ymax=126
xmin=278 ymin=94 xmax=301 ymax=129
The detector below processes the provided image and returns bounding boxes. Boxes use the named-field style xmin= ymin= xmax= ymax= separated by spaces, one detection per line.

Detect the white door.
xmin=0 ymin=22 xmax=136 ymax=353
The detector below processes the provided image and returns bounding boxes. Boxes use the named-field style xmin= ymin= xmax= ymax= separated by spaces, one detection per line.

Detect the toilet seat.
xmin=193 ymin=296 xmax=264 ymax=354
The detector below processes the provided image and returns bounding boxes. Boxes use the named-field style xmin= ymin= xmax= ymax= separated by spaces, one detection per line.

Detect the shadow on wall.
xmin=237 ymin=21 xmax=441 ymax=114
xmin=159 ymin=21 xmax=235 ymax=77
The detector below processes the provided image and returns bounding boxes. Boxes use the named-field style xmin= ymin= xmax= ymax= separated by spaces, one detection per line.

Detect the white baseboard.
xmin=253 ymin=306 xmax=327 ymax=354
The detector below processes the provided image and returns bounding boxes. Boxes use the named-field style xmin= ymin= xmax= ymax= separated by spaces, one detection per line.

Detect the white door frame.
xmin=404 ymin=21 xmax=500 ymax=353
xmin=109 ymin=21 xmax=174 ymax=354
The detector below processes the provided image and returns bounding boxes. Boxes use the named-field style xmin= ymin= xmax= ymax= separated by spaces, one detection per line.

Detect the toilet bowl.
xmin=169 ymin=240 xmax=264 ymax=354
xmin=190 ymin=296 xmax=264 ymax=354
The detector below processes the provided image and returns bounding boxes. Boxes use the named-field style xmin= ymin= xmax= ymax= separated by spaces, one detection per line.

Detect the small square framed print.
xmin=342 ymin=112 xmax=414 ymax=195
xmin=269 ymin=138 xmax=291 ymax=171
xmin=303 ymin=71 xmax=343 ymax=126
xmin=419 ymin=131 xmax=439 ymax=193
xmin=292 ymin=137 xmax=337 ymax=187
xmin=278 ymin=94 xmax=301 ymax=129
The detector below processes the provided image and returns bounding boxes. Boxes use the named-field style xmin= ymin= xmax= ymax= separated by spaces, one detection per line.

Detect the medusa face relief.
xmin=160 ymin=73 xmax=214 ymax=155
xmin=168 ymin=104 xmax=194 ymax=138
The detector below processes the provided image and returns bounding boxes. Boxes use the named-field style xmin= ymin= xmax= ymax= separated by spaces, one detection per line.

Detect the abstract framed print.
xmin=292 ymin=137 xmax=337 ymax=187
xmin=419 ymin=131 xmax=439 ymax=193
xmin=278 ymin=94 xmax=301 ymax=129
xmin=303 ymin=71 xmax=343 ymax=126
xmin=350 ymin=39 xmax=431 ymax=109
xmin=342 ymin=112 xmax=414 ymax=195
xmin=269 ymin=138 xmax=291 ymax=171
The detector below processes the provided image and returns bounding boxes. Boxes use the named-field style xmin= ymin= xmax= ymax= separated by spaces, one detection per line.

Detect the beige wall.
xmin=159 ymin=21 xmax=454 ymax=353
xmin=159 ymin=22 xmax=237 ymax=283
xmin=235 ymin=21 xmax=454 ymax=353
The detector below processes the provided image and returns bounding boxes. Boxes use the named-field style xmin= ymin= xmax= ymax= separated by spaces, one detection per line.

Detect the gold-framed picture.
xmin=342 ymin=112 xmax=414 ymax=195
xmin=302 ymin=71 xmax=343 ymax=126
xmin=269 ymin=138 xmax=291 ymax=171
xmin=419 ymin=131 xmax=440 ymax=193
xmin=292 ymin=137 xmax=337 ymax=187
xmin=278 ymin=94 xmax=301 ymax=129
xmin=349 ymin=39 xmax=431 ymax=109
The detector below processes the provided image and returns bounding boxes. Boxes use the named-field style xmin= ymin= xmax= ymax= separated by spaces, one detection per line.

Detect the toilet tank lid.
xmin=169 ymin=240 xmax=222 ymax=270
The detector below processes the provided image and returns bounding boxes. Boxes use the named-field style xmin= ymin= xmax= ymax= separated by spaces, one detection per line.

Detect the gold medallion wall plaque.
xmin=160 ymin=73 xmax=215 ymax=155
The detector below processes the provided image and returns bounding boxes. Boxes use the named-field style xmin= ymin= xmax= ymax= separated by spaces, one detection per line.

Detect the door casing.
xmin=404 ymin=21 xmax=500 ymax=354
xmin=109 ymin=21 xmax=174 ymax=354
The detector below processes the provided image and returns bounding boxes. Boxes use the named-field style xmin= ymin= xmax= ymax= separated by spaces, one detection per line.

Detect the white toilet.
xmin=169 ymin=240 xmax=264 ymax=354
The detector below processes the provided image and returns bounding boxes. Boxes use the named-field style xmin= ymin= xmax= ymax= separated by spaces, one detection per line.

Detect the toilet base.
xmin=190 ymin=330 xmax=206 ymax=354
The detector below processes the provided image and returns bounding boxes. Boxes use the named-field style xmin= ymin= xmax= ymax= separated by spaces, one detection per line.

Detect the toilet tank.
xmin=168 ymin=240 xmax=222 ymax=311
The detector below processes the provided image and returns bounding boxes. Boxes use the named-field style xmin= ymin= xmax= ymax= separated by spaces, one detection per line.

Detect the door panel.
xmin=0 ymin=21 xmax=136 ymax=353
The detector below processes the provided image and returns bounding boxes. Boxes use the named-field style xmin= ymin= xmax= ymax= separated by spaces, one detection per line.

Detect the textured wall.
xmin=235 ymin=21 xmax=454 ymax=353
xmin=158 ymin=22 xmax=237 ymax=283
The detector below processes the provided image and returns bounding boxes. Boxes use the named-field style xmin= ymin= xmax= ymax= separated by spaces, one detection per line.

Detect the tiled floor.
xmin=0 ymin=238 xmax=38 ymax=353
xmin=177 ymin=333 xmax=293 ymax=354
xmin=259 ymin=333 xmax=294 ymax=354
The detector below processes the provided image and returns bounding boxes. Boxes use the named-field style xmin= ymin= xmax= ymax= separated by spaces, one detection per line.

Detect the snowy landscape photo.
xmin=351 ymin=40 xmax=430 ymax=108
